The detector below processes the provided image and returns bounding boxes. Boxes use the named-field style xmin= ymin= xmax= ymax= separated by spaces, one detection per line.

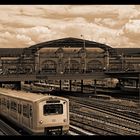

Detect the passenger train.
xmin=0 ymin=88 xmax=69 ymax=135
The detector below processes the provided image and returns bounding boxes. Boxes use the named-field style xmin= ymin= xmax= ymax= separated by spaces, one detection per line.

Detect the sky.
xmin=0 ymin=5 xmax=140 ymax=48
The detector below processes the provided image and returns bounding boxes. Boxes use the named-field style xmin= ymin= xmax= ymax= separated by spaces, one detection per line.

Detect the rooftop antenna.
xmin=81 ymin=34 xmax=85 ymax=49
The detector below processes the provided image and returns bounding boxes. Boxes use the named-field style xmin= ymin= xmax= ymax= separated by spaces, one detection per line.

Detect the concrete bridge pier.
xmin=69 ymin=80 xmax=72 ymax=92
xmin=94 ymin=79 xmax=97 ymax=94
xmin=59 ymin=80 xmax=62 ymax=91
xmin=136 ymin=79 xmax=139 ymax=89
xmin=81 ymin=80 xmax=83 ymax=93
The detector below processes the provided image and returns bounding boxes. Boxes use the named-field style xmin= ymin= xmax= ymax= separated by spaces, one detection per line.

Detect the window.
xmin=11 ymin=101 xmax=17 ymax=111
xmin=7 ymin=100 xmax=9 ymax=109
xmin=30 ymin=105 xmax=32 ymax=117
xmin=2 ymin=98 xmax=7 ymax=107
xmin=23 ymin=104 xmax=29 ymax=118
xmin=43 ymin=104 xmax=63 ymax=115
xmin=18 ymin=104 xmax=22 ymax=114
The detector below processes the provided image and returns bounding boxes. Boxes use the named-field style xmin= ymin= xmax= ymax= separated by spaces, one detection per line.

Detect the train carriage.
xmin=0 ymin=88 xmax=69 ymax=135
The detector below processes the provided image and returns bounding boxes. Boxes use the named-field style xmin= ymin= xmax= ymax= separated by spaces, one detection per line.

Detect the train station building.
xmin=0 ymin=37 xmax=139 ymax=92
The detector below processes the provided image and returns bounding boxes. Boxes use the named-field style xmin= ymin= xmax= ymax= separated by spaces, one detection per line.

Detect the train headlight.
xmin=63 ymin=119 xmax=67 ymax=122
xmin=39 ymin=120 xmax=43 ymax=124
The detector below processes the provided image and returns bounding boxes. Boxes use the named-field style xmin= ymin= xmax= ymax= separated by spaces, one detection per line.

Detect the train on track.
xmin=0 ymin=88 xmax=69 ymax=135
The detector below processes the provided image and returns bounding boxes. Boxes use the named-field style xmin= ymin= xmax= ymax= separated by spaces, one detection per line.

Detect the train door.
xmin=18 ymin=103 xmax=22 ymax=124
xmin=10 ymin=99 xmax=18 ymax=122
xmin=29 ymin=104 xmax=33 ymax=129
xmin=6 ymin=98 xmax=10 ymax=115
xmin=22 ymin=102 xmax=30 ymax=128
xmin=0 ymin=97 xmax=2 ymax=112
xmin=22 ymin=102 xmax=33 ymax=129
xmin=0 ymin=98 xmax=1 ymax=111
xmin=2 ymin=97 xmax=8 ymax=115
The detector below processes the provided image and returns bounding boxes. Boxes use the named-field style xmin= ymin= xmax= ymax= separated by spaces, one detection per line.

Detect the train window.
xmin=43 ymin=104 xmax=63 ymax=115
xmin=11 ymin=101 xmax=17 ymax=112
xmin=1 ymin=99 xmax=4 ymax=105
xmin=2 ymin=98 xmax=6 ymax=107
xmin=18 ymin=104 xmax=22 ymax=114
xmin=7 ymin=100 xmax=9 ymax=109
xmin=46 ymin=100 xmax=60 ymax=103
xmin=30 ymin=105 xmax=32 ymax=117
xmin=23 ymin=104 xmax=29 ymax=118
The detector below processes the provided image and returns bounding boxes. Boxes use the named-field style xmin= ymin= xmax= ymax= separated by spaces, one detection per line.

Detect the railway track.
xmin=0 ymin=119 xmax=21 ymax=135
xmin=70 ymin=112 xmax=119 ymax=135
xmin=69 ymin=96 xmax=140 ymax=122
xmin=70 ymin=109 xmax=140 ymax=135
xmin=69 ymin=125 xmax=94 ymax=135
xmin=0 ymin=115 xmax=30 ymax=136
xmin=68 ymin=97 xmax=140 ymax=135
xmin=21 ymin=85 xmax=140 ymax=135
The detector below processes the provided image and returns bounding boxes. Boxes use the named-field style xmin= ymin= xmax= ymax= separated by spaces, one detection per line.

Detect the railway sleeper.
xmin=70 ymin=99 xmax=140 ymax=124
xmin=70 ymin=108 xmax=140 ymax=131
xmin=70 ymin=113 xmax=139 ymax=135
xmin=70 ymin=120 xmax=116 ymax=135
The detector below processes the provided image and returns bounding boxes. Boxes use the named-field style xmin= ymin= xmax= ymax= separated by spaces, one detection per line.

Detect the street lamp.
xmin=106 ymin=48 xmax=109 ymax=71
xmin=120 ymin=49 xmax=125 ymax=71
xmin=69 ymin=57 xmax=71 ymax=73
xmin=139 ymin=73 xmax=140 ymax=110
xmin=81 ymin=35 xmax=86 ymax=73
xmin=81 ymin=34 xmax=85 ymax=49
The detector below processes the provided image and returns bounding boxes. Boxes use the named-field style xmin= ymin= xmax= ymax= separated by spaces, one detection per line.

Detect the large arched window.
xmin=64 ymin=60 xmax=80 ymax=73
xmin=87 ymin=60 xmax=103 ymax=72
xmin=6 ymin=65 xmax=17 ymax=74
xmin=23 ymin=65 xmax=33 ymax=74
xmin=42 ymin=60 xmax=57 ymax=73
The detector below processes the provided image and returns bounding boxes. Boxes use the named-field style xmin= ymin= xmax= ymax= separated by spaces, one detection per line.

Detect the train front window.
xmin=43 ymin=104 xmax=63 ymax=115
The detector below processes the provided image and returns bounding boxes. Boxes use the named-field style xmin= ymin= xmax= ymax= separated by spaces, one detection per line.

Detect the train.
xmin=0 ymin=88 xmax=69 ymax=135
xmin=120 ymin=86 xmax=139 ymax=94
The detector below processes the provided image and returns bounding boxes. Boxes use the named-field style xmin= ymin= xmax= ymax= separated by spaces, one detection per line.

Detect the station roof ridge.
xmin=28 ymin=37 xmax=113 ymax=51
xmin=0 ymin=37 xmax=139 ymax=56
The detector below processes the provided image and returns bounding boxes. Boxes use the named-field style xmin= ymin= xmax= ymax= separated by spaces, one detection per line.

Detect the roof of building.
xmin=116 ymin=48 xmax=140 ymax=56
xmin=28 ymin=37 xmax=112 ymax=51
xmin=0 ymin=48 xmax=24 ymax=57
xmin=0 ymin=38 xmax=139 ymax=57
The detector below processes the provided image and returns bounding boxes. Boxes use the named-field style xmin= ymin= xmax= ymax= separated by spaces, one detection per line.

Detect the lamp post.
xmin=81 ymin=35 xmax=86 ymax=73
xmin=38 ymin=51 xmax=41 ymax=74
xmin=139 ymin=73 xmax=140 ymax=110
xmin=121 ymin=53 xmax=123 ymax=71
xmin=69 ymin=57 xmax=71 ymax=73
xmin=81 ymin=34 xmax=85 ymax=49
xmin=106 ymin=48 xmax=109 ymax=71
